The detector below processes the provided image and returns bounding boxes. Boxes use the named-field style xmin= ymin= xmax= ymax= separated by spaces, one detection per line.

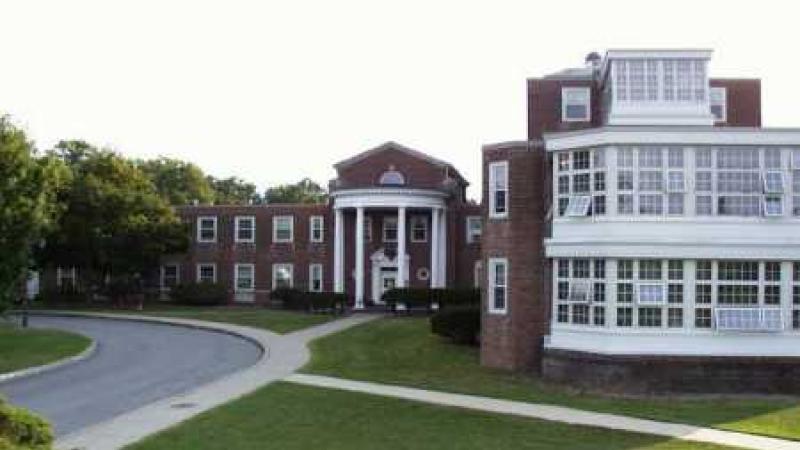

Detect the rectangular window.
xmin=639 ymin=260 xmax=662 ymax=280
xmin=593 ymin=283 xmax=606 ymax=303
xmin=593 ymin=306 xmax=606 ymax=326
xmin=489 ymin=161 xmax=509 ymax=218
xmin=235 ymin=264 xmax=255 ymax=291
xmin=593 ymin=172 xmax=606 ymax=191
xmin=638 ymin=307 xmax=663 ymax=327
xmin=488 ymin=258 xmax=508 ymax=314
xmin=594 ymin=260 xmax=606 ymax=279
xmin=364 ymin=217 xmax=373 ymax=242
xmin=573 ymin=173 xmax=591 ymax=193
xmin=572 ymin=304 xmax=590 ymax=324
xmin=562 ymin=87 xmax=591 ymax=122
xmin=273 ymin=216 xmax=294 ymax=242
xmin=197 ymin=263 xmax=216 ymax=283
xmin=765 ymin=262 xmax=782 ymax=282
xmin=572 ymin=259 xmax=590 ymax=278
xmin=764 ymin=172 xmax=785 ymax=194
xmin=695 ymin=308 xmax=712 ymax=328
xmin=197 ymin=216 xmax=217 ymax=242
xmin=717 ymin=285 xmax=759 ymax=305
xmin=667 ymin=193 xmax=684 ymax=215
xmin=668 ymin=308 xmax=684 ymax=328
xmin=56 ymin=266 xmax=77 ymax=289
xmin=272 ymin=263 xmax=294 ymax=289
xmin=592 ymin=196 xmax=606 ymax=215
xmin=695 ymin=172 xmax=712 ymax=191
xmin=718 ymin=261 xmax=759 ymax=281
xmin=310 ymin=216 xmax=324 ymax=243
xmin=709 ymin=87 xmax=727 ymax=122
xmin=557 ymin=304 xmax=569 ymax=323
xmin=764 ymin=285 xmax=781 ymax=305
xmin=617 ymin=260 xmax=633 ymax=279
xmin=638 ymin=194 xmax=663 ymax=215
xmin=696 ymin=195 xmax=713 ymax=215
xmin=617 ymin=194 xmax=633 ymax=214
xmin=309 ymin=264 xmax=323 ymax=292
xmin=629 ymin=59 xmax=645 ymax=101
xmin=383 ymin=217 xmax=398 ymax=243
xmin=410 ymin=216 xmax=428 ymax=243
xmin=668 ymin=284 xmax=683 ymax=304
xmin=765 ymin=149 xmax=782 ymax=170
xmin=558 ymin=259 xmax=569 ymax=278
xmin=667 ymin=172 xmax=685 ymax=192
xmin=617 ymin=307 xmax=633 ymax=327
xmin=466 ymin=216 xmax=482 ymax=244
xmin=667 ymin=260 xmax=683 ymax=280
xmin=617 ymin=283 xmax=633 ymax=303
xmin=558 ymin=153 xmax=570 ymax=171
xmin=696 ymin=261 xmax=713 ymax=280
xmin=235 ymin=216 xmax=255 ymax=243
xmin=558 ymin=175 xmax=570 ymax=194
xmin=565 ymin=196 xmax=591 ymax=217
xmin=695 ymin=284 xmax=712 ymax=304
xmin=161 ymin=264 xmax=179 ymax=289
xmin=617 ymin=171 xmax=634 ymax=191
xmin=637 ymin=284 xmax=665 ymax=305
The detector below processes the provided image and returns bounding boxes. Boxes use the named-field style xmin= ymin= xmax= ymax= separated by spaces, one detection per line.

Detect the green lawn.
xmin=29 ymin=304 xmax=334 ymax=334
xmin=0 ymin=322 xmax=92 ymax=374
xmin=127 ymin=382 xmax=731 ymax=450
xmin=303 ymin=317 xmax=800 ymax=441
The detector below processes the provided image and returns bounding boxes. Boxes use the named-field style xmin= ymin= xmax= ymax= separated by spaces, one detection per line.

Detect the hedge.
xmin=430 ymin=305 xmax=481 ymax=346
xmin=0 ymin=396 xmax=53 ymax=450
xmin=382 ymin=287 xmax=480 ymax=311
xmin=269 ymin=288 xmax=346 ymax=314
xmin=170 ymin=282 xmax=228 ymax=306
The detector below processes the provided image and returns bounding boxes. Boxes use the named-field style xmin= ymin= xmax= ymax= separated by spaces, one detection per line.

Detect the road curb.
xmin=0 ymin=336 xmax=98 ymax=385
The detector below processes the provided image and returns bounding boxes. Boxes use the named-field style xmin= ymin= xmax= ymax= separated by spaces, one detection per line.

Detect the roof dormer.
xmin=600 ymin=49 xmax=715 ymax=126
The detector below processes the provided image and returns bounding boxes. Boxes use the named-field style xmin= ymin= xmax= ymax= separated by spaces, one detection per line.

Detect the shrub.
xmin=269 ymin=288 xmax=304 ymax=310
xmin=37 ymin=286 xmax=86 ymax=305
xmin=0 ymin=397 xmax=53 ymax=450
xmin=170 ymin=282 xmax=228 ymax=306
xmin=430 ymin=305 xmax=481 ymax=346
xmin=383 ymin=288 xmax=480 ymax=311
xmin=270 ymin=289 xmax=346 ymax=314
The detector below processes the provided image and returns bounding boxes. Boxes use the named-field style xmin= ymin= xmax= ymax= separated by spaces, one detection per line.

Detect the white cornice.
xmin=544 ymin=127 xmax=800 ymax=151
xmin=331 ymin=188 xmax=448 ymax=209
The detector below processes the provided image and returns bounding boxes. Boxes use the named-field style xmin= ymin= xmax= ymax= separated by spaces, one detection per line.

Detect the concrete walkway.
xmin=54 ymin=312 xmax=379 ymax=450
xmin=285 ymin=373 xmax=800 ymax=450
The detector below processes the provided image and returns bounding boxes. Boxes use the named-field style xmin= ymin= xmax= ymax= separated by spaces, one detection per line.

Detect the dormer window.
xmin=379 ymin=167 xmax=405 ymax=186
xmin=710 ymin=87 xmax=727 ymax=122
xmin=562 ymin=87 xmax=591 ymax=122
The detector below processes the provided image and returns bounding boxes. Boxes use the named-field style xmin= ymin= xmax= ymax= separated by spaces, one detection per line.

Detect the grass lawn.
xmin=29 ymin=304 xmax=334 ymax=334
xmin=303 ymin=317 xmax=800 ymax=441
xmin=127 ymin=382 xmax=731 ymax=450
xmin=0 ymin=321 xmax=92 ymax=374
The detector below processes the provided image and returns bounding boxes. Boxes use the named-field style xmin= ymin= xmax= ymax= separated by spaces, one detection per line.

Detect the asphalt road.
xmin=0 ymin=315 xmax=262 ymax=436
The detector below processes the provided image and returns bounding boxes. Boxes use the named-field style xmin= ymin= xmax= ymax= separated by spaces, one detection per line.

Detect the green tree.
xmin=137 ymin=157 xmax=215 ymax=206
xmin=42 ymin=143 xmax=188 ymax=305
xmin=0 ymin=117 xmax=67 ymax=313
xmin=208 ymin=176 xmax=261 ymax=205
xmin=264 ymin=177 xmax=327 ymax=204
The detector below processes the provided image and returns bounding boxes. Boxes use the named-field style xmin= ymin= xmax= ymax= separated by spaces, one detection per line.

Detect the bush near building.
xmin=383 ymin=287 xmax=480 ymax=311
xmin=269 ymin=289 xmax=346 ymax=314
xmin=170 ymin=282 xmax=228 ymax=306
xmin=0 ymin=397 xmax=53 ymax=450
xmin=431 ymin=306 xmax=481 ymax=346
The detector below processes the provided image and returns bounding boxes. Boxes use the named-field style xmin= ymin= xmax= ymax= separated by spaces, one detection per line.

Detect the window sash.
xmin=235 ymin=216 xmax=255 ymax=242
xmin=197 ymin=217 xmax=217 ymax=242
xmin=488 ymin=259 xmax=508 ymax=314
xmin=310 ymin=216 xmax=324 ymax=243
xmin=489 ymin=161 xmax=509 ymax=218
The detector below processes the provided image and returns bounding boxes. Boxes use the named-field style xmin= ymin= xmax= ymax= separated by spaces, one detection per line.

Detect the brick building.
xmin=481 ymin=49 xmax=800 ymax=393
xmin=154 ymin=141 xmax=482 ymax=307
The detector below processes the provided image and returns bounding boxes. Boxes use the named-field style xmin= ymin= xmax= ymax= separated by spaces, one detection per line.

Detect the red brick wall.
xmin=480 ymin=142 xmax=548 ymax=371
xmin=336 ymin=147 xmax=451 ymax=191
xmin=527 ymin=78 xmax=602 ymax=140
xmin=710 ymin=78 xmax=761 ymax=127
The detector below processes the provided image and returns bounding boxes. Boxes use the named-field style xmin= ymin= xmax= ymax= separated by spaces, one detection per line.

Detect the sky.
xmin=2 ymin=0 xmax=797 ymax=200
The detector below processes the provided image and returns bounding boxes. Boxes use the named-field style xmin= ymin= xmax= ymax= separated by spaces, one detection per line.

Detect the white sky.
xmin=2 ymin=0 xmax=797 ymax=200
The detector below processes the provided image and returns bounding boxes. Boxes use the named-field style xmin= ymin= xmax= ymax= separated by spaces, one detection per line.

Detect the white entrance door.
xmin=380 ymin=271 xmax=397 ymax=298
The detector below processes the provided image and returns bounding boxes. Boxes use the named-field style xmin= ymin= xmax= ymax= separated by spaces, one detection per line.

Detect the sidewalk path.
xmin=54 ymin=312 xmax=379 ymax=450
xmin=284 ymin=373 xmax=800 ymax=450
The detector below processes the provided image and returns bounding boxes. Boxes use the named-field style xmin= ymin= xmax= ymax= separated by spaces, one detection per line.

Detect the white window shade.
xmin=637 ymin=284 xmax=665 ymax=305
xmin=568 ymin=281 xmax=591 ymax=303
xmin=716 ymin=308 xmax=783 ymax=332
xmin=764 ymin=172 xmax=785 ymax=194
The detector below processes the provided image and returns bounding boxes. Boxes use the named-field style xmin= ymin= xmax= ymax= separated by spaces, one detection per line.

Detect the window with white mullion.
xmin=553 ymin=258 xmax=606 ymax=327
xmin=557 ymin=149 xmax=605 ymax=218
xmin=793 ymin=262 xmax=800 ymax=329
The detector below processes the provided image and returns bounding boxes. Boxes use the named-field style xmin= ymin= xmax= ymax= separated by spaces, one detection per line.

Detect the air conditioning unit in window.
xmin=567 ymin=281 xmax=591 ymax=304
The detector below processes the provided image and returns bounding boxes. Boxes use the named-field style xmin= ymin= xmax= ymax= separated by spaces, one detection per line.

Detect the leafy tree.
xmin=0 ymin=117 xmax=67 ymax=313
xmin=137 ymin=157 xmax=215 ymax=206
xmin=208 ymin=176 xmax=261 ymax=205
xmin=264 ymin=177 xmax=327 ymax=204
xmin=42 ymin=143 xmax=188 ymax=305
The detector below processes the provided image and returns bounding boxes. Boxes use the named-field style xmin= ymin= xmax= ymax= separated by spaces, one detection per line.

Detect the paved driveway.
xmin=0 ymin=315 xmax=261 ymax=436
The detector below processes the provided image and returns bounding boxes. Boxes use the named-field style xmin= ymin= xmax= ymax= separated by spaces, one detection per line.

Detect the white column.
xmin=438 ymin=208 xmax=447 ymax=287
xmin=430 ymin=208 xmax=440 ymax=288
xmin=355 ymin=207 xmax=365 ymax=309
xmin=334 ymin=208 xmax=344 ymax=293
xmin=397 ymin=206 xmax=407 ymax=288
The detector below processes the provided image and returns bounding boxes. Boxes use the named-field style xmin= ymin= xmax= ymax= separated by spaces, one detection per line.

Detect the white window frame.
xmin=710 ymin=86 xmax=727 ymax=123
xmin=561 ymin=87 xmax=591 ymax=122
xmin=764 ymin=171 xmax=785 ymax=194
xmin=466 ymin=216 xmax=482 ymax=244
xmin=196 ymin=263 xmax=217 ymax=283
xmin=56 ymin=266 xmax=77 ymax=288
xmin=272 ymin=263 xmax=294 ymax=289
xmin=637 ymin=283 xmax=666 ymax=305
xmin=272 ymin=216 xmax=294 ymax=243
xmin=382 ymin=217 xmax=398 ymax=243
xmin=234 ymin=216 xmax=256 ymax=243
xmin=565 ymin=195 xmax=592 ymax=217
xmin=487 ymin=257 xmax=508 ymax=314
xmin=234 ymin=263 xmax=255 ymax=292
xmin=310 ymin=215 xmax=324 ymax=243
xmin=567 ymin=280 xmax=591 ymax=304
xmin=410 ymin=216 xmax=428 ymax=243
xmin=160 ymin=264 xmax=180 ymax=289
xmin=489 ymin=161 xmax=509 ymax=219
xmin=309 ymin=263 xmax=323 ymax=292
xmin=197 ymin=216 xmax=218 ymax=243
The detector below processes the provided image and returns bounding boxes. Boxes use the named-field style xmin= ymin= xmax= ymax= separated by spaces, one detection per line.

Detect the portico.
xmin=331 ymin=188 xmax=449 ymax=309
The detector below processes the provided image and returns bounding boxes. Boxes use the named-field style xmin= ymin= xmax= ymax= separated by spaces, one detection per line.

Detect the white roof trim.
xmin=544 ymin=127 xmax=800 ymax=151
